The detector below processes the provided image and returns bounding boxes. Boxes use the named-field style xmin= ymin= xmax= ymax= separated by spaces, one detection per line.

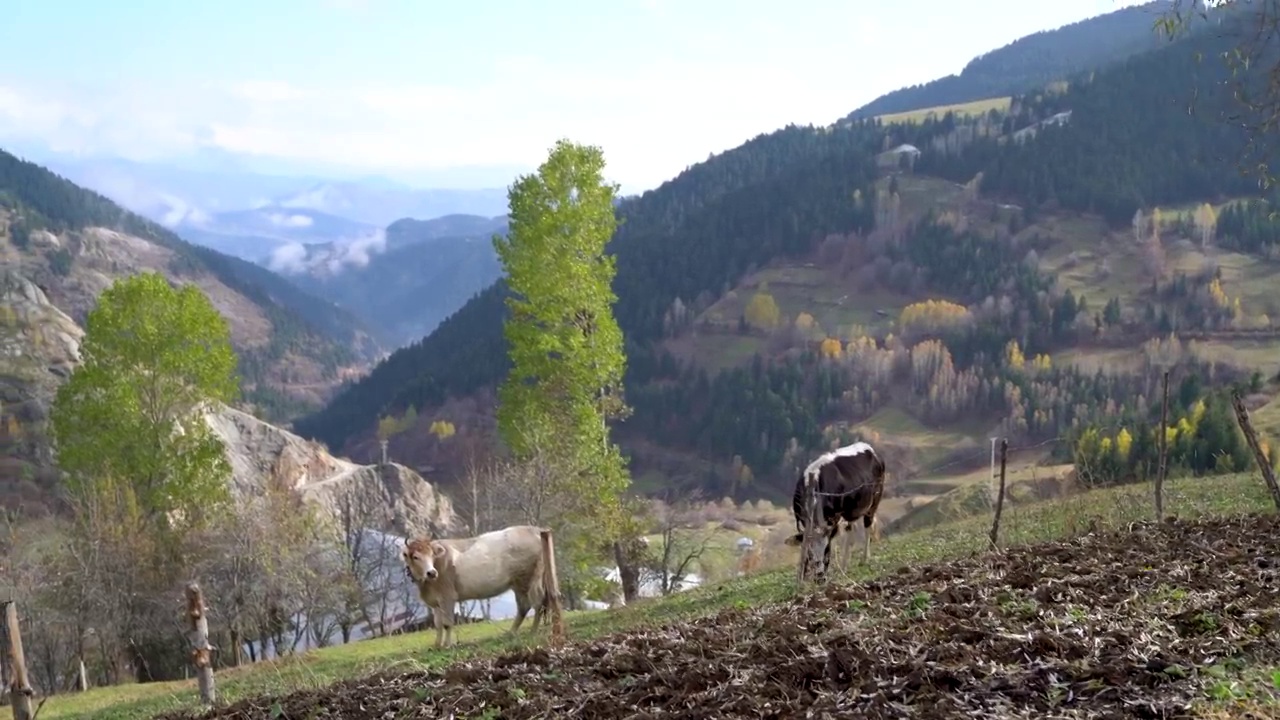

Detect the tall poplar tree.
xmin=493 ymin=139 xmax=631 ymax=545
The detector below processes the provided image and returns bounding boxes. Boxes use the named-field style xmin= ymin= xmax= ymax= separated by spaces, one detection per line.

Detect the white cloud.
xmin=265 ymin=229 xmax=388 ymax=276
xmin=267 ymin=242 xmax=309 ymax=274
xmin=0 ymin=40 xmax=868 ymax=192
xmin=266 ymin=212 xmax=314 ymax=229
xmin=0 ymin=5 xmax=881 ymax=192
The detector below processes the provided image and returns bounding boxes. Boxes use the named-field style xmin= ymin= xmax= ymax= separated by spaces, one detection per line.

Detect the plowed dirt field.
xmin=160 ymin=514 xmax=1280 ymax=719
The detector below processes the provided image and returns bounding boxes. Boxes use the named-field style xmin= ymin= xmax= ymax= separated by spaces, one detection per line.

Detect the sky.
xmin=0 ymin=0 xmax=1148 ymax=194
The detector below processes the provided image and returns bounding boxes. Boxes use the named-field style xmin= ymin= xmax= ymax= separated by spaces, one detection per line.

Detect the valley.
xmin=5 ymin=1 xmax=1280 ymax=716
xmin=292 ymin=1 xmax=1280 ymax=538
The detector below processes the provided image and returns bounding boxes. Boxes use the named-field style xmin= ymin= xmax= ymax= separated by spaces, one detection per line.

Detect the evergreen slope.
xmin=916 ymin=12 xmax=1276 ymax=224
xmin=847 ymin=1 xmax=1171 ymax=119
xmin=292 ymin=126 xmax=883 ymax=447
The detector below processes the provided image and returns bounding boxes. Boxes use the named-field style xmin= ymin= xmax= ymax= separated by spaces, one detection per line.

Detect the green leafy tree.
xmin=493 ymin=139 xmax=631 ymax=546
xmin=51 ymin=271 xmax=239 ymax=533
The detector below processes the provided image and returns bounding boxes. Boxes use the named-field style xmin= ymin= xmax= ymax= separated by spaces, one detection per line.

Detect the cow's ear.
xmin=432 ymin=542 xmax=447 ymax=558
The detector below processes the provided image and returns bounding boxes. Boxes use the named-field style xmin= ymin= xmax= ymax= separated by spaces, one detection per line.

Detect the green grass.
xmin=1052 ymin=346 xmax=1145 ymax=375
xmin=890 ymin=460 xmax=1071 ymax=533
xmin=874 ymin=96 xmax=1012 ymax=125
xmin=39 ymin=470 xmax=1280 ymax=720
xmin=1255 ymin=394 xmax=1280 ymax=442
xmin=850 ymin=407 xmax=985 ymax=476
xmin=663 ymin=332 xmax=764 ymax=374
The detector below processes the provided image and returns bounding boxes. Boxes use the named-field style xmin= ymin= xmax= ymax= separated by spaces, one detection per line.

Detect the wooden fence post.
xmin=988 ymin=439 xmax=1009 ymax=549
xmin=538 ymin=530 xmax=565 ymax=646
xmin=1231 ymin=391 xmax=1280 ymax=511
xmin=184 ymin=583 xmax=217 ymax=706
xmin=1155 ymin=370 xmax=1170 ymax=520
xmin=2 ymin=602 xmax=33 ymax=720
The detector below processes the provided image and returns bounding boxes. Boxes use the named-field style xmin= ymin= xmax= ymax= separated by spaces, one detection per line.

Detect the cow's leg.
xmin=840 ymin=521 xmax=855 ymax=573
xmin=431 ymin=607 xmax=445 ymax=648
xmin=511 ymin=592 xmax=530 ymax=634
xmin=819 ymin=521 xmax=840 ymax=581
xmin=442 ymin=598 xmax=458 ymax=647
xmin=862 ymin=514 xmax=876 ymax=565
xmin=529 ymin=585 xmax=546 ymax=632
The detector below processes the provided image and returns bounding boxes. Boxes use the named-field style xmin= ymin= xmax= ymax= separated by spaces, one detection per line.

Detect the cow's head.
xmin=402 ymin=537 xmax=447 ymax=582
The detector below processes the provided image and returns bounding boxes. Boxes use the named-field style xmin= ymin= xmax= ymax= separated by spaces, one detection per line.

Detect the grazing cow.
xmin=401 ymin=524 xmax=549 ymax=648
xmin=783 ymin=441 xmax=886 ymax=579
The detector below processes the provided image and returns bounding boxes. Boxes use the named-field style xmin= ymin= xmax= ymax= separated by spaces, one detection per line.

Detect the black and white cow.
xmin=784 ymin=441 xmax=886 ymax=578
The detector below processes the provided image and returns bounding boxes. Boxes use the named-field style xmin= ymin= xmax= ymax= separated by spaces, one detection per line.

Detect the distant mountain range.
xmin=18 ymin=152 xmax=512 ymax=260
xmin=267 ymin=214 xmax=510 ymax=348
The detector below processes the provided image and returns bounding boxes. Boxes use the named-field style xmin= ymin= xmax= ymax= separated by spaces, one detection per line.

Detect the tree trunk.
xmin=612 ymin=540 xmax=643 ymax=604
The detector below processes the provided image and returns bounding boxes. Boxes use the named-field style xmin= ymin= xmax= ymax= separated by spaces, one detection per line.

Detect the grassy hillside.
xmin=847 ymin=2 xmax=1172 ymax=119
xmin=874 ymin=96 xmax=1012 ymax=125
xmin=35 ymin=470 xmax=1280 ymax=719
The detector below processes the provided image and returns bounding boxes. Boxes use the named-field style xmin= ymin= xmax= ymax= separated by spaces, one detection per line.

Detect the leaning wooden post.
xmin=184 ymin=583 xmax=217 ymax=705
xmin=538 ymin=530 xmax=565 ymax=646
xmin=988 ymin=439 xmax=1009 ymax=549
xmin=1231 ymin=391 xmax=1280 ymax=511
xmin=1155 ymin=370 xmax=1170 ymax=520
xmin=2 ymin=602 xmax=33 ymax=720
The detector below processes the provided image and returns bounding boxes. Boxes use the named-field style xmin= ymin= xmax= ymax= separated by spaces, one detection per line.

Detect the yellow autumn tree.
xmin=818 ymin=337 xmax=843 ymax=359
xmin=1115 ymin=428 xmax=1133 ymax=461
xmin=794 ymin=312 xmax=816 ymax=331
xmin=1208 ymin=277 xmax=1230 ymax=309
xmin=1004 ymin=339 xmax=1026 ymax=370
xmin=1194 ymin=202 xmax=1216 ymax=247
xmin=376 ymin=415 xmax=400 ymax=441
xmin=744 ymin=291 xmax=781 ymax=330
xmin=899 ymin=299 xmax=972 ymax=335
xmin=429 ymin=420 xmax=457 ymax=440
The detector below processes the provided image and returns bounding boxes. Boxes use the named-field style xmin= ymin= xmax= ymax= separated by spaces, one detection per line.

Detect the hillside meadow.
xmin=873 ymin=96 xmax=1013 ymax=125
xmin=35 ymin=469 xmax=1280 ymax=720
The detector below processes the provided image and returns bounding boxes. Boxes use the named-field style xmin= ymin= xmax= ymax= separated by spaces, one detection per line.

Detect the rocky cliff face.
xmin=0 ymin=270 xmax=84 ymax=511
xmin=204 ymin=405 xmax=459 ymax=537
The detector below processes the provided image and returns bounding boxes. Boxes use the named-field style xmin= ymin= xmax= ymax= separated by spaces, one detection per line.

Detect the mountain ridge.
xmin=847 ymin=1 xmax=1174 ymax=120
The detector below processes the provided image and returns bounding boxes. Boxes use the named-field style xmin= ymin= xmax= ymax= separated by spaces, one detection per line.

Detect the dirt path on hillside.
xmin=160 ymin=514 xmax=1280 ymax=719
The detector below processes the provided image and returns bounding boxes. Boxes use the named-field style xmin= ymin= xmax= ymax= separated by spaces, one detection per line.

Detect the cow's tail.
xmin=536 ymin=528 xmax=560 ymax=618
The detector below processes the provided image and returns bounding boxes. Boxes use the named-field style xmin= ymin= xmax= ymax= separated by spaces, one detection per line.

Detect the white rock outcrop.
xmin=203 ymin=405 xmax=459 ymax=537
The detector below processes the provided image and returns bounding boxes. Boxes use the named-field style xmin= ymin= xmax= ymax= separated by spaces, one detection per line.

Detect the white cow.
xmin=401 ymin=524 xmax=550 ymax=648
